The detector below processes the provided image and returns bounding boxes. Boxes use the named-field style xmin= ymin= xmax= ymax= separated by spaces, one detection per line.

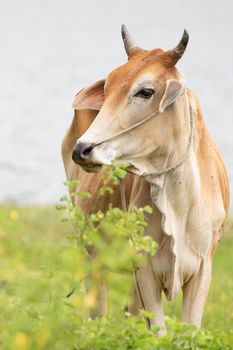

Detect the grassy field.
xmin=0 ymin=205 xmax=233 ymax=349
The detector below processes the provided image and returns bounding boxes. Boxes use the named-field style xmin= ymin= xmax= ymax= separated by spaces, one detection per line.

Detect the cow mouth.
xmin=79 ymin=163 xmax=103 ymax=173
xmin=80 ymin=161 xmax=138 ymax=174
xmin=72 ymin=154 xmax=103 ymax=172
xmin=75 ymin=157 xmax=138 ymax=175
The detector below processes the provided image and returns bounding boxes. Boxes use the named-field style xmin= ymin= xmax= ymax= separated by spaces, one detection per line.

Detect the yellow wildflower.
xmin=12 ymin=332 xmax=31 ymax=350
xmin=10 ymin=210 xmax=20 ymax=220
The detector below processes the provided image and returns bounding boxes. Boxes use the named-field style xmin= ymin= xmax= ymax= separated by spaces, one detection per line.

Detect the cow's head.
xmin=72 ymin=26 xmax=190 ymax=176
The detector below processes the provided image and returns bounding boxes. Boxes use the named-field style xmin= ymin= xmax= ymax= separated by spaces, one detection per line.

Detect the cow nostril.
xmin=72 ymin=142 xmax=93 ymax=163
xmin=81 ymin=145 xmax=93 ymax=158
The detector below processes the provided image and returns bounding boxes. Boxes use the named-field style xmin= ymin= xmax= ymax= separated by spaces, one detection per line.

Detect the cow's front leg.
xmin=134 ymin=260 xmax=166 ymax=335
xmin=181 ymin=257 xmax=212 ymax=327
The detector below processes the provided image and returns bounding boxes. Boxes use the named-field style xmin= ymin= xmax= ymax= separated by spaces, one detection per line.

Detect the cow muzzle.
xmin=72 ymin=141 xmax=93 ymax=164
xmin=72 ymin=141 xmax=104 ymax=172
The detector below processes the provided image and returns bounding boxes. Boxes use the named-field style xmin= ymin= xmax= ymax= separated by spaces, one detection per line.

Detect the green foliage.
xmin=74 ymin=316 xmax=233 ymax=350
xmin=0 ymin=165 xmax=233 ymax=349
xmin=56 ymin=165 xmax=156 ymax=314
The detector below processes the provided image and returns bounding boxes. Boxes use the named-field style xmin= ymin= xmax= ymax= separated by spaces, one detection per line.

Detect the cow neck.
xmin=144 ymin=101 xmax=194 ymax=180
xmin=119 ymin=97 xmax=194 ymax=209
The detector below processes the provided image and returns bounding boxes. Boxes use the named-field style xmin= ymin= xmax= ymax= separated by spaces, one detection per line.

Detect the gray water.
xmin=0 ymin=0 xmax=232 ymax=205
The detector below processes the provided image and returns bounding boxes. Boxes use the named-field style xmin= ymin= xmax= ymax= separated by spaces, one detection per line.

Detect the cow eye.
xmin=134 ymin=88 xmax=155 ymax=99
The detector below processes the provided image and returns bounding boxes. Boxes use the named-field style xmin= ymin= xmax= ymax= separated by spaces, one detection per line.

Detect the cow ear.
xmin=159 ymin=79 xmax=184 ymax=113
xmin=72 ymin=79 xmax=105 ymax=111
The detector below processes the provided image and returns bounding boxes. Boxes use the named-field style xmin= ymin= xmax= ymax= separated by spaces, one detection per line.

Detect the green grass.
xmin=0 ymin=205 xmax=232 ymax=349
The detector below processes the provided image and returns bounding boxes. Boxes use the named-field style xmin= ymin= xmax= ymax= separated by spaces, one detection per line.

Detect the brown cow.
xmin=62 ymin=26 xmax=229 ymax=334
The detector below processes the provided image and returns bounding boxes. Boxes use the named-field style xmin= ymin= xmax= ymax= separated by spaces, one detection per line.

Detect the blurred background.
xmin=0 ymin=0 xmax=232 ymax=205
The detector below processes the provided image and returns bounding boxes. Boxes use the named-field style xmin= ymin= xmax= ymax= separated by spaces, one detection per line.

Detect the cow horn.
xmin=121 ymin=24 xmax=137 ymax=55
xmin=168 ymin=29 xmax=189 ymax=65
